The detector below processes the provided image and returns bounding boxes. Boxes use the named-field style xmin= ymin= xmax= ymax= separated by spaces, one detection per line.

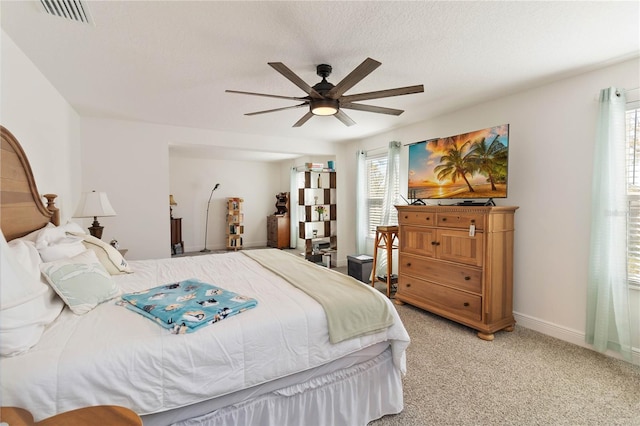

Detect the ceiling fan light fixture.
xmin=228 ymin=58 xmax=424 ymax=127
xmin=310 ymin=99 xmax=339 ymax=116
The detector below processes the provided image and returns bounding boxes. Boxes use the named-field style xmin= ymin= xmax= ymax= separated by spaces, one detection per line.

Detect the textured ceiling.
xmin=1 ymin=1 xmax=639 ymax=156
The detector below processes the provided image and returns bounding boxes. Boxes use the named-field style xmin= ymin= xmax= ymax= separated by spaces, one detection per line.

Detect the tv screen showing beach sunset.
xmin=408 ymin=124 xmax=509 ymax=199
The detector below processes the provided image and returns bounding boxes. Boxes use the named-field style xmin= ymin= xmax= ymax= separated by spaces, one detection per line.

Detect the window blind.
xmin=367 ymin=156 xmax=387 ymax=236
xmin=626 ymin=107 xmax=640 ymax=286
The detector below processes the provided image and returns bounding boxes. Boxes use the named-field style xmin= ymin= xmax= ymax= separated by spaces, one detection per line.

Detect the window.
xmin=366 ymin=155 xmax=387 ymax=236
xmin=627 ymin=107 xmax=640 ymax=286
xmin=365 ymin=154 xmax=399 ymax=237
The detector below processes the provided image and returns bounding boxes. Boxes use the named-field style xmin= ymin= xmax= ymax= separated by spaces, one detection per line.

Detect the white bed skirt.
xmin=174 ymin=349 xmax=403 ymax=426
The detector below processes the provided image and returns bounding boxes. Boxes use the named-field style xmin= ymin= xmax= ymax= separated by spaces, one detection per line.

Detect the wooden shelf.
xmin=298 ymin=170 xmax=336 ymax=267
xmin=226 ymin=197 xmax=244 ymax=250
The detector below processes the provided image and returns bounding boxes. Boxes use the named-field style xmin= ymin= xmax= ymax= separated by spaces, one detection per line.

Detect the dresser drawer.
xmin=436 ymin=212 xmax=484 ymax=230
xmin=399 ymin=253 xmax=482 ymax=293
xmin=398 ymin=211 xmax=435 ymax=226
xmin=398 ymin=275 xmax=482 ymax=322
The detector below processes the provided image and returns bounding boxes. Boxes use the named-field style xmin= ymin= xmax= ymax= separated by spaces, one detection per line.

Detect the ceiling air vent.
xmin=40 ymin=0 xmax=93 ymax=25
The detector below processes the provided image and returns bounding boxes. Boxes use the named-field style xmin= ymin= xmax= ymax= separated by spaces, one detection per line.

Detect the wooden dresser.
xmin=395 ymin=205 xmax=518 ymax=340
xmin=267 ymin=215 xmax=290 ymax=249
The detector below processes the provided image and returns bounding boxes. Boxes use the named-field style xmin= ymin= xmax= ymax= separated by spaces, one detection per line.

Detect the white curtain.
xmin=375 ymin=141 xmax=401 ymax=277
xmin=381 ymin=141 xmax=401 ymax=226
xmin=585 ymin=87 xmax=632 ymax=361
xmin=355 ymin=150 xmax=367 ymax=254
xmin=289 ymin=167 xmax=298 ymax=249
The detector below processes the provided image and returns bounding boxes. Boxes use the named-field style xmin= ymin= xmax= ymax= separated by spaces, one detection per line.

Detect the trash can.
xmin=322 ymin=252 xmax=332 ymax=268
xmin=347 ymin=254 xmax=374 ymax=283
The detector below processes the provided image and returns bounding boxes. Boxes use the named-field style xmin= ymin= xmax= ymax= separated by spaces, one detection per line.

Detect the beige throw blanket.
xmin=243 ymin=249 xmax=394 ymax=344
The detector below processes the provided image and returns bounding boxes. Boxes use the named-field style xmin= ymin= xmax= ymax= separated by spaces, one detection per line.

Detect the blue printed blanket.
xmin=119 ymin=278 xmax=258 ymax=334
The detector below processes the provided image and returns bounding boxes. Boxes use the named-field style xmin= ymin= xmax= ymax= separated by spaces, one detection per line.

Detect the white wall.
xmin=169 ymin=154 xmax=286 ymax=252
xmin=79 ymin=118 xmax=338 ymax=260
xmin=0 ymin=31 xmax=81 ymax=220
xmin=345 ymin=58 xmax=640 ymax=362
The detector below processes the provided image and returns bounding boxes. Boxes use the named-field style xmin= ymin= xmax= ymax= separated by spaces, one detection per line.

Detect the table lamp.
xmin=170 ymin=194 xmax=177 ymax=219
xmin=73 ymin=190 xmax=117 ymax=239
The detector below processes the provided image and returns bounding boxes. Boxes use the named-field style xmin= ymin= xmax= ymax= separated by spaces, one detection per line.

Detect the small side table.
xmin=371 ymin=225 xmax=399 ymax=298
xmin=171 ymin=217 xmax=184 ymax=255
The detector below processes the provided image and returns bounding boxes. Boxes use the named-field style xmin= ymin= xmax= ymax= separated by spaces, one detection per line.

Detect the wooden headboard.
xmin=1 ymin=126 xmax=59 ymax=241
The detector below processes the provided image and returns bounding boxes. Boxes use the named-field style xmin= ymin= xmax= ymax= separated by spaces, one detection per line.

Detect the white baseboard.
xmin=514 ymin=312 xmax=640 ymax=366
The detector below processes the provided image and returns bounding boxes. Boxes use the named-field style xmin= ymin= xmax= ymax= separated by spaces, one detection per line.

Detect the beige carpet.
xmin=370 ymin=303 xmax=640 ymax=426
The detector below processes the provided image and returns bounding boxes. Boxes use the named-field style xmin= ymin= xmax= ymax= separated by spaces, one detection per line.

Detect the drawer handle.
xmin=471 ymin=219 xmax=475 ymax=223
xmin=404 ymin=215 xmax=408 ymax=219
xmin=464 ymin=276 xmax=471 ymax=281
xmin=426 ymin=217 xmax=430 ymax=221
xmin=406 ymin=283 xmax=411 ymax=288
xmin=463 ymin=302 xmax=470 ymax=307
xmin=442 ymin=217 xmax=447 ymax=221
xmin=406 ymin=262 xmax=412 ymax=267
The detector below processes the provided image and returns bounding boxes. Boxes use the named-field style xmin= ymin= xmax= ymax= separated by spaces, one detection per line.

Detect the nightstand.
xmin=171 ymin=217 xmax=184 ymax=255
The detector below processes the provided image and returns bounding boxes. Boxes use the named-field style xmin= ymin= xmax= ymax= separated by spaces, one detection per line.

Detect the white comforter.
xmin=1 ymin=252 xmax=410 ymax=420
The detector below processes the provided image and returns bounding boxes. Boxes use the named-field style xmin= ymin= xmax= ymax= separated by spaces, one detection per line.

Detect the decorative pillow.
xmin=40 ymin=250 xmax=121 ymax=315
xmin=67 ymin=232 xmax=132 ymax=275
xmin=37 ymin=236 xmax=87 ymax=263
xmin=0 ymin=231 xmax=64 ymax=357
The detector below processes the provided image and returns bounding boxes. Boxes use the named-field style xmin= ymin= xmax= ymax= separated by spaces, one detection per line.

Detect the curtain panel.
xmin=375 ymin=141 xmax=401 ymax=277
xmin=586 ymin=87 xmax=632 ymax=361
xmin=355 ymin=151 xmax=367 ymax=255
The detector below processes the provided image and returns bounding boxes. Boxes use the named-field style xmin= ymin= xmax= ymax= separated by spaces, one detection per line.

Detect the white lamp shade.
xmin=74 ymin=191 xmax=117 ymax=218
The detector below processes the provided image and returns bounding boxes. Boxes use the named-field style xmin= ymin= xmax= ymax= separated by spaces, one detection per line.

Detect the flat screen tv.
xmin=408 ymin=124 xmax=509 ymax=201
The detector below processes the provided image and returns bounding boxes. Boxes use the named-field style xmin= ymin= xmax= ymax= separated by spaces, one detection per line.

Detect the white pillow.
xmin=40 ymin=250 xmax=121 ymax=315
xmin=16 ymin=222 xmax=55 ymax=243
xmin=0 ymin=231 xmax=64 ymax=356
xmin=0 ymin=231 xmax=46 ymax=310
xmin=61 ymin=220 xmax=86 ymax=235
xmin=0 ymin=286 xmax=64 ymax=357
xmin=37 ymin=236 xmax=86 ymax=262
xmin=35 ymin=224 xmax=67 ymax=249
xmin=7 ymin=238 xmax=42 ymax=282
xmin=68 ymin=232 xmax=132 ymax=275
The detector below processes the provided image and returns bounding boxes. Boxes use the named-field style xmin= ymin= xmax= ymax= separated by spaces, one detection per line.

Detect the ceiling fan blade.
xmin=268 ymin=62 xmax=324 ymax=99
xmin=293 ymin=111 xmax=314 ymax=127
xmin=341 ymin=102 xmax=404 ymax=116
xmin=334 ymin=110 xmax=356 ymax=127
xmin=226 ymin=90 xmax=307 ymax=101
xmin=340 ymin=85 xmax=424 ymax=103
xmin=245 ymin=103 xmax=308 ymax=116
xmin=326 ymin=58 xmax=381 ymax=99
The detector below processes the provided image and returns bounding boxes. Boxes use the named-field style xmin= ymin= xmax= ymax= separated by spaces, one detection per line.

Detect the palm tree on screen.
xmin=434 ymin=140 xmax=475 ymax=193
xmin=466 ymin=135 xmax=508 ymax=191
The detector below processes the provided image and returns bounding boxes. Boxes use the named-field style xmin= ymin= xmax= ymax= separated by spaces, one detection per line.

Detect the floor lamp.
xmin=201 ymin=183 xmax=220 ymax=252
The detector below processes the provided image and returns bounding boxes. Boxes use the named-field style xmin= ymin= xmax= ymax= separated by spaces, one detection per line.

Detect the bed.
xmin=0 ymin=126 xmax=410 ymax=425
